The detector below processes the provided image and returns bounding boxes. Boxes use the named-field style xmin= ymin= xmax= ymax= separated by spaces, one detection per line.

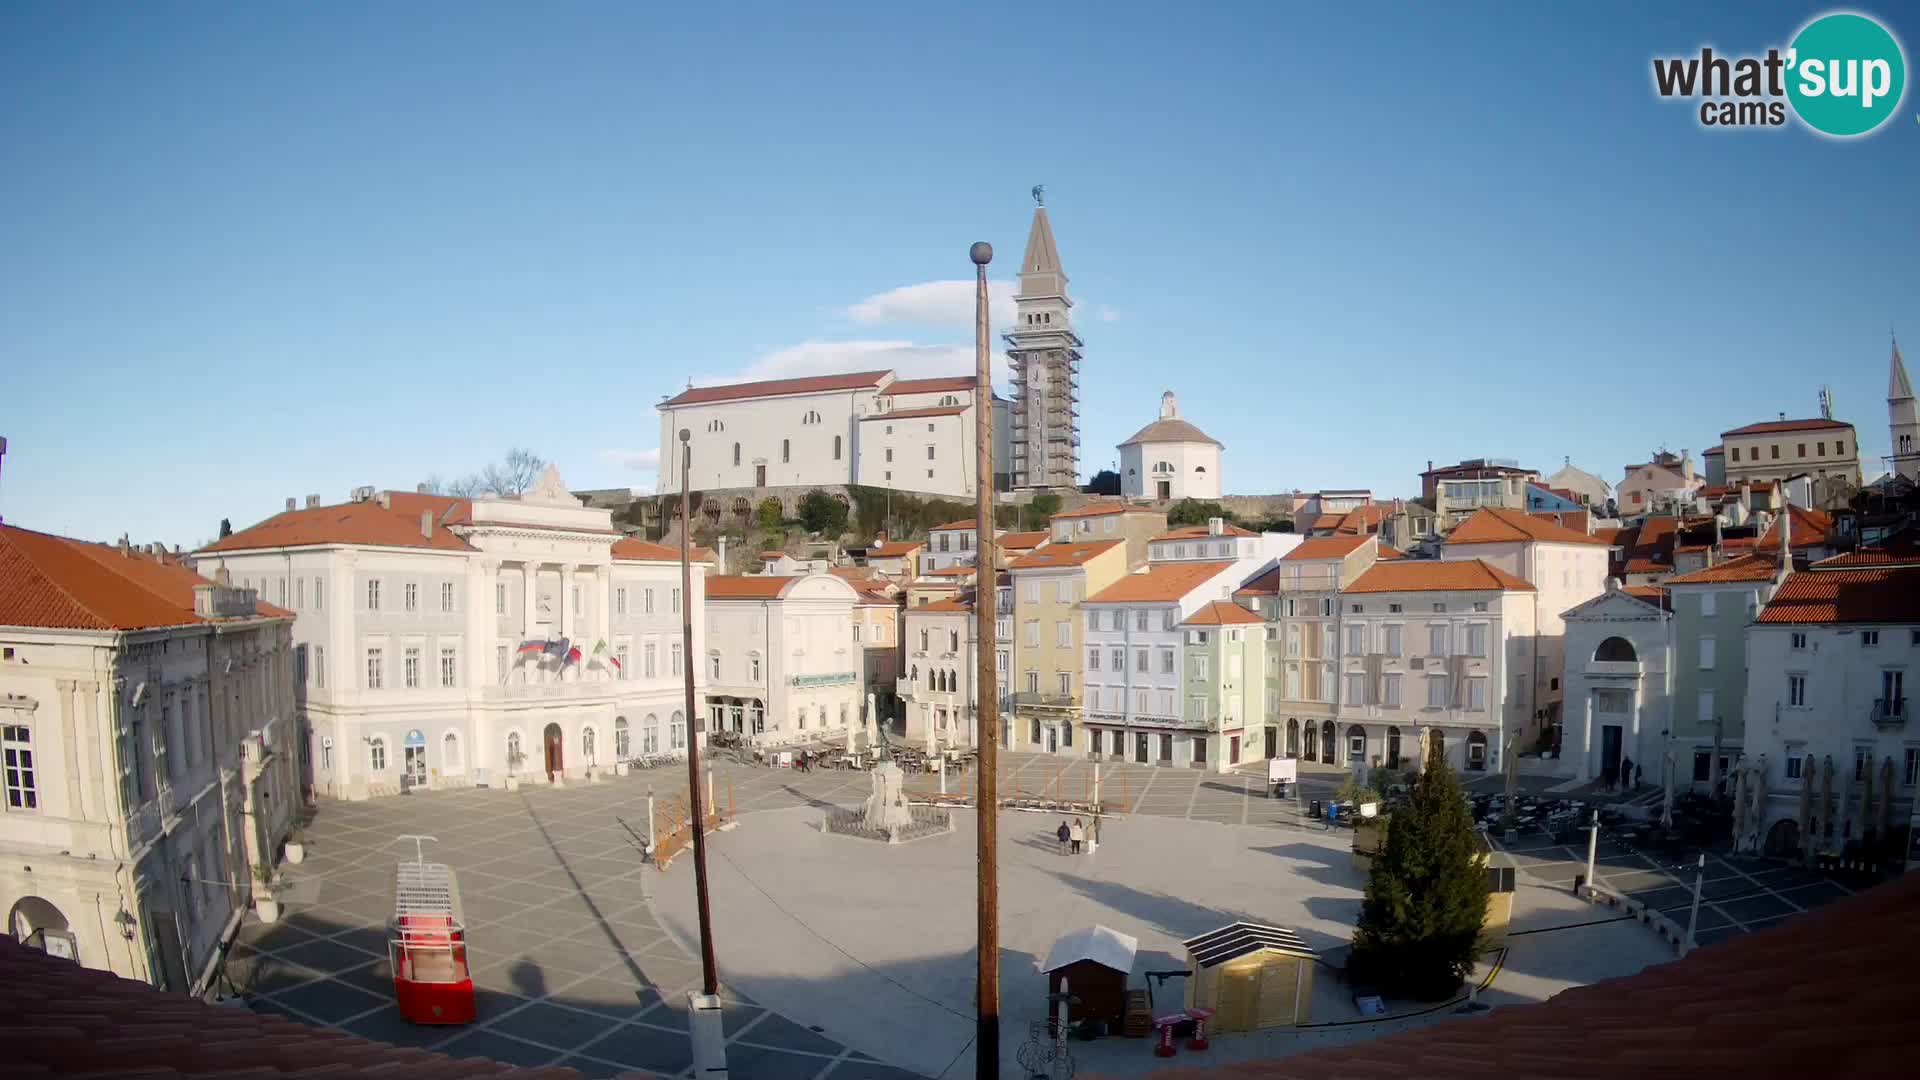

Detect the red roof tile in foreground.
xmin=1445 ymin=507 xmax=1608 ymax=546
xmin=1137 ymin=871 xmax=1920 ymax=1080
xmin=1281 ymin=534 xmax=1374 ymax=561
xmin=1153 ymin=524 xmax=1258 ymax=541
xmin=1183 ymin=600 xmax=1265 ymax=626
xmin=918 ymin=593 xmax=975 ymax=612
xmin=1087 ymin=561 xmax=1236 ymax=603
xmin=660 ymin=369 xmax=890 ymax=406
xmin=1721 ymin=416 xmax=1854 ymax=436
xmin=0 ymin=937 xmax=590 ymax=1078
xmin=1328 ymin=503 xmax=1394 ymax=535
xmin=1664 ymin=552 xmax=1780 ymax=585
xmin=1 ymin=525 xmax=287 ymax=631
xmin=202 ymin=498 xmax=477 ymax=554
xmin=1756 ymin=564 xmax=1920 ymax=624
xmin=1008 ymin=539 xmax=1122 ymax=569
xmin=1346 ymin=558 xmax=1535 ymax=594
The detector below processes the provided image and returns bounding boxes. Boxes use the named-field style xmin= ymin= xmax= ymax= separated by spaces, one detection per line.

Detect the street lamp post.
xmin=679 ymin=428 xmax=728 ymax=1078
xmin=970 ymin=239 xmax=1001 ymax=1080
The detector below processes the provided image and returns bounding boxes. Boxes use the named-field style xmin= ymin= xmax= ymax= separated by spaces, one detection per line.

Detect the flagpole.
xmin=679 ymin=428 xmax=721 ymax=996
xmin=969 ymin=239 xmax=1000 ymax=1080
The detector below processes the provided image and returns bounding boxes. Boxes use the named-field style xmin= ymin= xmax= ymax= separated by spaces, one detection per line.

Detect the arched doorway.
xmin=1302 ymin=721 xmax=1316 ymax=760
xmin=8 ymin=896 xmax=74 ymax=960
xmin=542 ymin=723 xmax=563 ymax=781
xmin=1765 ymin=819 xmax=1800 ymax=858
xmin=1467 ymin=730 xmax=1488 ymax=771
xmin=1320 ymin=721 xmax=1337 ymax=764
xmin=1386 ymin=726 xmax=1402 ymax=770
xmin=1427 ymin=729 xmax=1445 ymax=768
xmin=1346 ymin=725 xmax=1366 ymax=767
xmin=1286 ymin=719 xmax=1299 ymax=756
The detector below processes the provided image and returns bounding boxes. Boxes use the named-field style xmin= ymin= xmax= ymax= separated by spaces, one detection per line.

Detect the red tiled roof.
xmin=660 ymin=369 xmax=890 ymax=406
xmin=0 ymin=936 xmax=586 ymax=1078
xmin=1528 ymin=509 xmax=1590 ymax=534
xmin=1183 ymin=600 xmax=1265 ymax=626
xmin=1087 ymin=561 xmax=1235 ymax=603
xmin=1702 ymin=443 xmax=1724 ymax=455
xmin=610 ymin=537 xmax=682 ymax=561
xmin=884 ymin=375 xmax=976 ymax=395
xmin=1812 ymin=529 xmax=1920 ymax=568
xmin=1281 ymin=534 xmax=1374 ymax=561
xmin=1756 ymin=564 xmax=1920 ymax=624
xmin=868 ymin=540 xmax=923 ymax=557
xmin=1757 ymin=505 xmax=1835 ymax=549
xmin=706 ymin=575 xmax=801 ymax=599
xmin=1 ymin=525 xmax=287 ymax=631
xmin=1722 ymin=416 xmax=1854 ymax=436
xmin=1592 ymin=527 xmax=1624 ymax=546
xmin=1048 ymin=500 xmax=1161 ymax=520
xmin=1152 ymin=524 xmax=1257 ymax=541
xmin=1347 ymin=558 xmax=1535 ymax=594
xmin=999 ymin=530 xmax=1047 ymax=550
xmin=1234 ymin=565 xmax=1282 ymax=598
xmin=859 ymin=405 xmax=969 ymax=420
xmin=202 ymin=498 xmax=477 ymax=554
xmin=930 ymin=519 xmax=979 ymax=531
xmin=1329 ymin=503 xmax=1395 ymax=535
xmin=1665 ymin=552 xmax=1780 ymax=585
xmin=1623 ymin=558 xmax=1670 ymax=575
xmin=1145 ymin=871 xmax=1920 ymax=1080
xmin=1445 ymin=507 xmax=1608 ymax=546
xmin=925 ymin=564 xmax=977 ymax=577
xmin=918 ymin=594 xmax=975 ymax=612
xmin=1622 ymin=584 xmax=1671 ymax=610
xmin=1008 ymin=539 xmax=1122 ymax=569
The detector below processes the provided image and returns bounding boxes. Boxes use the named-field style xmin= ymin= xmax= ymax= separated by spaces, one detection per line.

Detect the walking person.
xmin=1056 ymin=819 xmax=1071 ymax=856
xmin=1634 ymin=762 xmax=1644 ymax=791
xmin=1070 ymin=817 xmax=1086 ymax=855
xmin=1620 ymin=755 xmax=1634 ymax=797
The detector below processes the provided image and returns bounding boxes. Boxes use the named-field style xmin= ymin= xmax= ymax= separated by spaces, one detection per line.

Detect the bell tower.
xmin=1891 ymin=336 xmax=1918 ymax=483
xmin=1003 ymin=190 xmax=1082 ymax=490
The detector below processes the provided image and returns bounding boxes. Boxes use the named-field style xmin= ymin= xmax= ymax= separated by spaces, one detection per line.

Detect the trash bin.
xmin=1573 ymin=873 xmax=1587 ymax=895
xmin=1309 ymin=799 xmax=1322 ymax=819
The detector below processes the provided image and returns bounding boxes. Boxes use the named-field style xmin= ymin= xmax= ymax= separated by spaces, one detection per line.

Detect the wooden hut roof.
xmin=1182 ymin=922 xmax=1317 ymax=967
xmin=1041 ymin=924 xmax=1139 ymax=975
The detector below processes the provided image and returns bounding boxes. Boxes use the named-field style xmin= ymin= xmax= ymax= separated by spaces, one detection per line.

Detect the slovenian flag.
xmin=516 ymin=639 xmax=548 ymax=657
xmin=592 ymin=640 xmax=620 ymax=672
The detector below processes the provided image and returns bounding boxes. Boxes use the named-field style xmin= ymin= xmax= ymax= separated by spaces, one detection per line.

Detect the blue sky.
xmin=2 ymin=2 xmax=1915 ymax=547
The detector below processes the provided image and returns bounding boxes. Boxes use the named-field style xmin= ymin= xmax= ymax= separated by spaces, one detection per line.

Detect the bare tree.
xmin=423 ymin=449 xmax=546 ymax=499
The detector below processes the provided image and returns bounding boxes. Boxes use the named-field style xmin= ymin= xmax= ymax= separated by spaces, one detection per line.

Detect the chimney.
xmin=1208 ymin=516 xmax=1224 ymax=536
xmin=1605 ymin=576 xmax=1621 ymax=593
xmin=417 ymin=483 xmax=430 ymax=494
xmin=376 ymin=492 xmax=391 ymax=510
xmin=718 ymin=534 xmax=729 ymax=570
xmin=117 ymin=535 xmax=130 ymax=556
xmin=307 ymin=494 xmax=321 ymax=508
xmin=1778 ymin=411 xmax=1786 ymax=422
xmin=215 ymin=567 xmax=232 ymax=586
xmin=1680 ymin=450 xmax=1693 ymax=486
xmin=421 ymin=511 xmax=433 ymax=539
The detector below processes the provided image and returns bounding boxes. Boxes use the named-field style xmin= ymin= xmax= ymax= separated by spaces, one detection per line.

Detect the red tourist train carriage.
xmin=387 ymin=836 xmax=475 ymax=1024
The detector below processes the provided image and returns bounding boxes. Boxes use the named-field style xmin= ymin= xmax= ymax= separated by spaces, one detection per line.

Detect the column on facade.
xmin=467 ymin=558 xmax=497 ymax=778
xmin=522 ymin=560 xmax=540 ymax=639
xmin=560 ymin=565 xmax=578 ymax=683
xmin=595 ymin=564 xmax=612 ymax=664
xmin=330 ymin=552 xmax=357 ymax=789
xmin=56 ymin=679 xmax=83 ymax=820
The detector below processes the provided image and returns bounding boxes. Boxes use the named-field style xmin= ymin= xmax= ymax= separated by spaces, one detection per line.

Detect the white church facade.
xmin=1119 ymin=392 xmax=1223 ymax=502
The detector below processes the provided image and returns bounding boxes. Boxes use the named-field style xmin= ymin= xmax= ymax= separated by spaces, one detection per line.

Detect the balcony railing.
xmin=1011 ymin=691 xmax=1078 ymax=709
xmin=1871 ymin=697 xmax=1907 ymax=729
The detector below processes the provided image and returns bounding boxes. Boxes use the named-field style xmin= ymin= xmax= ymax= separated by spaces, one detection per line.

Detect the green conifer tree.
xmin=1348 ymin=760 xmax=1490 ymax=1000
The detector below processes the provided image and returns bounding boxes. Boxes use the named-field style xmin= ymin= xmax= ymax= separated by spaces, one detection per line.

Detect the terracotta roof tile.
xmin=1445 ymin=507 xmax=1608 ymax=546
xmin=1152 ymin=524 xmax=1257 ymax=541
xmin=1592 ymin=526 xmax=1625 ymax=545
xmin=918 ymin=594 xmax=975 ymax=612
xmin=610 ymin=537 xmax=682 ymax=561
xmin=859 ymin=405 xmax=969 ymax=420
xmin=1136 ymin=872 xmax=1920 ymax=1080
xmin=1182 ymin=599 xmax=1264 ymax=626
xmin=1086 ymin=561 xmax=1236 ymax=603
xmin=705 ymin=575 xmax=800 ymax=599
xmin=1757 ymin=506 xmax=1835 ymax=549
xmin=999 ymin=530 xmax=1048 ymax=550
xmin=1703 ymin=444 xmax=1724 ymax=455
xmin=1048 ymin=500 xmax=1161 ymax=520
xmin=0 ymin=937 xmax=590 ymax=1078
xmin=1347 ymin=558 xmax=1535 ymax=593
xmin=867 ymin=541 xmax=923 ymax=557
xmin=1118 ymin=417 xmax=1221 ymax=448
xmin=1665 ymin=552 xmax=1780 ymax=585
xmin=1529 ymin=509 xmax=1590 ymax=534
xmin=1756 ymin=564 xmax=1920 ymax=624
xmin=1328 ymin=504 xmax=1397 ymax=535
xmin=1009 ymin=539 xmax=1123 ymax=569
xmin=925 ymin=564 xmax=977 ymax=577
xmin=1812 ymin=529 xmax=1920 ymax=568
xmin=0 ymin=525 xmax=286 ymax=631
xmin=1622 ymin=584 xmax=1671 ymax=610
xmin=1234 ymin=565 xmax=1282 ymax=598
xmin=1721 ymin=416 xmax=1854 ymax=436
xmin=930 ymin=519 xmax=979 ymax=531
xmin=1280 ymin=534 xmax=1374 ymax=561
xmin=659 ymin=369 xmax=890 ymax=406
xmin=202 ymin=498 xmax=476 ymax=554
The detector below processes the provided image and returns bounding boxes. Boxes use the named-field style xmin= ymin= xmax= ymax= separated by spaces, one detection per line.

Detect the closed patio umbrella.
xmin=1661 ymin=750 xmax=1676 ymax=830
xmin=1796 ymin=754 xmax=1814 ymax=861
xmin=1818 ymin=756 xmax=1835 ymax=854
xmin=1858 ymin=757 xmax=1874 ymax=848
xmin=1747 ymin=757 xmax=1768 ymax=855
xmin=1730 ymin=758 xmax=1749 ymax=846
xmin=1877 ymin=756 xmax=1896 ymax=855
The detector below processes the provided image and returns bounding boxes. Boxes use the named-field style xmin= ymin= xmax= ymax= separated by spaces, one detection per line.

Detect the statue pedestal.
xmin=861 ymin=761 xmax=914 ymax=841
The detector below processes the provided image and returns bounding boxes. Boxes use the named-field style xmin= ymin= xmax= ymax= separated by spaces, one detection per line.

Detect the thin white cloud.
xmin=694 ymin=340 xmax=1010 ymax=388
xmin=596 ymin=447 xmax=660 ymax=471
xmin=1094 ymin=305 xmax=1121 ymax=323
xmin=844 ymin=279 xmax=1018 ymax=327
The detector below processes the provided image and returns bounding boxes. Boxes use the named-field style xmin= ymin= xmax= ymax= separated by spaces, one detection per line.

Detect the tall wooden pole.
xmin=679 ymin=428 xmax=720 ymax=995
xmin=968 ymin=240 xmax=1000 ymax=1080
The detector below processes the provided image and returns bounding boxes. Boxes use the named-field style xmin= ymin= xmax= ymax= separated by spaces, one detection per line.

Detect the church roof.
xmin=1119 ymin=416 xmax=1221 ymax=448
xmin=1892 ymin=338 xmax=1914 ymax=401
xmin=1021 ymin=206 xmax=1062 ymax=276
xmin=659 ymin=370 xmax=891 ymax=407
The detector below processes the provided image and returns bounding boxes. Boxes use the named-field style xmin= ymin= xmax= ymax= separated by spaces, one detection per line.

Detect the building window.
xmin=1797 ymin=443 xmax=1806 ymax=458
xmin=1791 ymin=631 xmax=1807 ymax=650
xmin=710 ymin=654 xmax=722 ymax=680
xmin=1383 ymin=673 xmax=1402 ymax=707
xmin=369 ymin=736 xmax=387 ymax=772
xmin=440 ymin=647 xmax=457 ymax=688
xmin=1836 ymin=440 xmax=1845 ymax=454
xmin=672 ymin=587 xmax=681 ymax=613
xmin=404 ymin=582 xmax=418 ymax=612
xmin=1817 ymin=441 xmax=1826 ymax=455
xmin=1770 ymin=444 xmax=1779 ymax=459
xmin=440 ymin=582 xmax=455 ymax=612
xmin=834 ymin=435 xmax=842 ymax=460
xmin=404 ymin=646 xmax=421 ymax=688
xmin=1382 ymin=625 xmax=1402 ymax=656
xmin=1427 ymin=676 xmax=1447 ymax=709
xmin=1700 ymin=636 xmax=1716 ymax=670
xmin=1347 ymin=625 xmax=1366 ymax=654
xmin=496 ymin=582 xmax=507 ymax=615
xmin=1345 ymin=673 xmax=1367 ymax=703
xmin=1089 ymin=647 xmax=1101 ymax=671
xmin=367 ymin=579 xmax=382 ymax=611
xmin=1026 ymin=671 xmax=1039 ymax=693
xmin=1788 ymin=674 xmax=1806 ymax=707
xmin=313 ymin=645 xmax=327 ymax=688
xmin=1730 ymin=447 xmax=1740 ymax=462
xmin=366 ymin=647 xmax=385 ymax=689
xmin=495 ymin=644 xmax=507 ymax=680
xmin=733 ymin=443 xmax=742 ymax=466
xmin=1056 ymin=621 xmax=1071 ymax=647
xmin=782 ymin=439 xmax=791 ymax=463
xmin=749 ymin=654 xmax=762 ymax=681
xmin=1467 ymin=677 xmax=1487 ymax=711
xmin=1057 ymin=671 xmax=1072 ymax=695
xmin=1701 ymin=591 xmax=1716 ymax=617
xmin=1160 ymin=648 xmax=1175 ymax=674
xmin=3 ymin=724 xmax=36 ymax=811
xmin=1698 ymin=688 xmax=1715 ymax=725
xmin=1786 ymin=752 xmax=1803 ymax=780
xmin=1862 ymin=630 xmax=1880 ymax=647
xmin=443 ymin=731 xmax=461 ymax=769
xmin=295 ymin=577 xmax=305 ymax=608
xmin=616 ymin=588 xmax=628 ymax=615
xmin=1905 ymin=747 xmax=1920 ymax=787
xmin=1428 ymin=625 xmax=1448 ymax=656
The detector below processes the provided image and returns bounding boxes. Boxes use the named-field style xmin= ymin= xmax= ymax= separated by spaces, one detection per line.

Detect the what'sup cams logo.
xmin=1652 ymin=11 xmax=1907 ymax=136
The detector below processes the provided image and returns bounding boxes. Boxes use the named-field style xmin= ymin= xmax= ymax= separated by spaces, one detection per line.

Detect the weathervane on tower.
xmin=1031 ymin=184 xmax=1044 ymax=206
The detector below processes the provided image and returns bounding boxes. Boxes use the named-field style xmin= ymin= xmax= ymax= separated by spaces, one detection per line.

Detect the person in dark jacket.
xmin=1620 ymin=755 xmax=1634 ymax=796
xmin=1056 ymin=820 xmax=1071 ymax=855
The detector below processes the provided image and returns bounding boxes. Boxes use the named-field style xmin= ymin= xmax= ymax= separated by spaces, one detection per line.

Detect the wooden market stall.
xmin=1041 ymin=924 xmax=1138 ymax=1031
xmin=1181 ymin=921 xmax=1317 ymax=1031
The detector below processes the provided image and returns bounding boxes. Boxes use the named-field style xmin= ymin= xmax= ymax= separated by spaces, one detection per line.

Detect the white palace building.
xmin=195 ymin=467 xmax=706 ymax=800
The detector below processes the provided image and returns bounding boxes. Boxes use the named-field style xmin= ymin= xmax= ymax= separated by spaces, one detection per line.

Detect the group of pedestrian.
xmin=1601 ymin=755 xmax=1644 ymax=794
xmin=1055 ymin=817 xmax=1087 ymax=855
